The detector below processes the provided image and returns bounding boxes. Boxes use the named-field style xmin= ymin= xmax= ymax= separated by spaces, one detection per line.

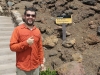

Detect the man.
xmin=9 ymin=7 xmax=44 ymax=75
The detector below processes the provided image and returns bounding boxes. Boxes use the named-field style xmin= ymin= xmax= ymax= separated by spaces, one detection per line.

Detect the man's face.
xmin=24 ymin=10 xmax=36 ymax=26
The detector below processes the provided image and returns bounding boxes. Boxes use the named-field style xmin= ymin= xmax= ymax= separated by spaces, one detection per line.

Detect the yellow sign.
xmin=56 ymin=15 xmax=72 ymax=24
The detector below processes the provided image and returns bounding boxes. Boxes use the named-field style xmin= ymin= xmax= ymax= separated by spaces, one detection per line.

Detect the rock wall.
xmin=3 ymin=0 xmax=100 ymax=75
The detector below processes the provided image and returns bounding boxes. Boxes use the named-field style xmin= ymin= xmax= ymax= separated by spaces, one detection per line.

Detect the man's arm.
xmin=9 ymin=28 xmax=29 ymax=52
xmin=38 ymin=34 xmax=44 ymax=64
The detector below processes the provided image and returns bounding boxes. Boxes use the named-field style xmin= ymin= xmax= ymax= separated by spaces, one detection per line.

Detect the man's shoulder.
xmin=35 ymin=26 xmax=41 ymax=32
xmin=16 ymin=23 xmax=25 ymax=28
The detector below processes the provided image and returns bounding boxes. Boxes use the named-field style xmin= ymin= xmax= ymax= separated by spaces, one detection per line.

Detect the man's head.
xmin=23 ymin=7 xmax=36 ymax=26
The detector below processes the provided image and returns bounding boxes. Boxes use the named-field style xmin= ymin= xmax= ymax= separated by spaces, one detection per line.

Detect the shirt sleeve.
xmin=9 ymin=28 xmax=29 ymax=52
xmin=38 ymin=33 xmax=44 ymax=64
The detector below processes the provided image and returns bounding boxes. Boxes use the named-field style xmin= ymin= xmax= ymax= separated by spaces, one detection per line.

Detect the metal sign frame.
xmin=56 ymin=14 xmax=72 ymax=41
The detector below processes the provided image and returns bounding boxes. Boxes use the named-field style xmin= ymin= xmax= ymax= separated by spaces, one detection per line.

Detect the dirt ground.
xmin=12 ymin=0 xmax=100 ymax=75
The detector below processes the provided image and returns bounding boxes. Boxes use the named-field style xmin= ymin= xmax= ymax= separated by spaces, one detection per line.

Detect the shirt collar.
xmin=20 ymin=23 xmax=36 ymax=30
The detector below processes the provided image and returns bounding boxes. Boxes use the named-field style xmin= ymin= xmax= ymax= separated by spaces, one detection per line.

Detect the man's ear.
xmin=22 ymin=15 xmax=25 ymax=22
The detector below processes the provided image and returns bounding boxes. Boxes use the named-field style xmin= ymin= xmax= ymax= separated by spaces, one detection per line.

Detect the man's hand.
xmin=27 ymin=36 xmax=34 ymax=45
xmin=40 ymin=64 xmax=46 ymax=71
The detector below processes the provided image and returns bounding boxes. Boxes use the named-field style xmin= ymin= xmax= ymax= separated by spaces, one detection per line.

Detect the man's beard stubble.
xmin=25 ymin=19 xmax=34 ymax=26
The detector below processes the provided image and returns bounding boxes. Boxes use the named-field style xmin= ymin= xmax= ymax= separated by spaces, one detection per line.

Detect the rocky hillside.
xmin=1 ymin=0 xmax=100 ymax=75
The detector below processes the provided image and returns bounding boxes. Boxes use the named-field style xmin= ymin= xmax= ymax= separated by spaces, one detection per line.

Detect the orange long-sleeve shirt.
xmin=10 ymin=24 xmax=44 ymax=71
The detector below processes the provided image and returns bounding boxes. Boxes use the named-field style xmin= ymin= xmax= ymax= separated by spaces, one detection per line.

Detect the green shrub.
xmin=40 ymin=68 xmax=57 ymax=75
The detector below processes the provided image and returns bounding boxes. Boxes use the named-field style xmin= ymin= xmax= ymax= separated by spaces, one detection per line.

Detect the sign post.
xmin=56 ymin=14 xmax=72 ymax=41
xmin=62 ymin=23 xmax=66 ymax=40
